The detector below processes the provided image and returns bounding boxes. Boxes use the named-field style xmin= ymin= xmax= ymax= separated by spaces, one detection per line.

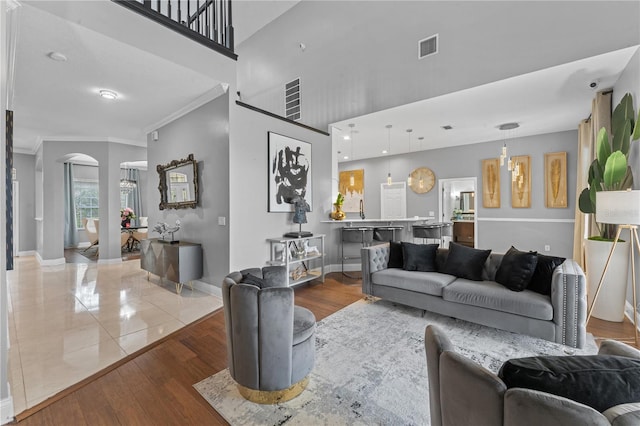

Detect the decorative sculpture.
xmin=284 ymin=196 xmax=313 ymax=238
xmin=153 ymin=219 xmax=181 ymax=243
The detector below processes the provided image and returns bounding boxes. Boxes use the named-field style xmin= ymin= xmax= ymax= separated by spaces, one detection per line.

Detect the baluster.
xmin=143 ymin=0 xmax=151 ymax=8
xmin=196 ymin=0 xmax=200 ymax=34
xmin=156 ymin=0 xmax=160 ymax=14
xmin=168 ymin=0 xmax=171 ymax=19
xmin=177 ymin=0 xmax=181 ymax=25
xmin=211 ymin=0 xmax=218 ymax=42
xmin=187 ymin=0 xmax=190 ymax=30
xmin=205 ymin=0 xmax=209 ymax=39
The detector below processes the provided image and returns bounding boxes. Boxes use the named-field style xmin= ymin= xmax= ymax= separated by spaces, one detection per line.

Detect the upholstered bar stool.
xmin=341 ymin=227 xmax=374 ymax=277
xmin=373 ymin=226 xmax=404 ymax=242
xmin=413 ymin=222 xmax=452 ymax=246
xmin=222 ymin=266 xmax=316 ymax=404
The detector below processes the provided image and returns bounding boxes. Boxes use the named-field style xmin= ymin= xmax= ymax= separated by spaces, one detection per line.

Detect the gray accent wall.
xmin=237 ymin=1 xmax=640 ymax=130
xmin=146 ymin=94 xmax=230 ymax=289
xmin=340 ymin=130 xmax=578 ymax=258
xmin=14 ymin=153 xmax=36 ymax=253
xmin=229 ymin=103 xmax=335 ymax=272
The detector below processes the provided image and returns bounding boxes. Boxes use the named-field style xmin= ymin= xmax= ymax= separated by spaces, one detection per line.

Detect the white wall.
xmin=146 ymin=94 xmax=231 ymax=288
xmin=340 ymin=130 xmax=578 ymax=258
xmin=229 ymin=103 xmax=336 ymax=271
xmin=13 ymin=154 xmax=35 ymax=253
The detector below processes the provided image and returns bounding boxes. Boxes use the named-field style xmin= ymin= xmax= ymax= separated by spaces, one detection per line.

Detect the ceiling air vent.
xmin=418 ymin=34 xmax=438 ymax=59
xmin=285 ymin=78 xmax=301 ymax=121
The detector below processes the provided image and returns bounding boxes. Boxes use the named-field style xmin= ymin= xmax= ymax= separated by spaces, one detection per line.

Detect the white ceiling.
xmin=333 ymin=45 xmax=639 ymax=163
xmin=11 ymin=1 xmax=300 ymax=154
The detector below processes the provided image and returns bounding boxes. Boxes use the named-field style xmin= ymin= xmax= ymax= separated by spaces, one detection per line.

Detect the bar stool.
xmin=341 ymin=227 xmax=374 ymax=278
xmin=373 ymin=226 xmax=404 ymax=242
xmin=412 ymin=222 xmax=452 ymax=246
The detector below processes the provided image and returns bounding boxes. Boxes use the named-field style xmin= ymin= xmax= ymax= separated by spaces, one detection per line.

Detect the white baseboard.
xmin=191 ymin=279 xmax=222 ymax=298
xmin=16 ymin=250 xmax=35 ymax=257
xmin=35 ymin=252 xmax=65 ymax=266
xmin=97 ymin=258 xmax=123 ymax=265
xmin=327 ymin=263 xmax=361 ymax=273
xmin=624 ymin=301 xmax=640 ymax=332
xmin=1 ymin=384 xmax=14 ymax=425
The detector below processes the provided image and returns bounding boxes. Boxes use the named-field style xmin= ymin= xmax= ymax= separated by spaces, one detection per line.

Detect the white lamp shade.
xmin=596 ymin=190 xmax=640 ymax=225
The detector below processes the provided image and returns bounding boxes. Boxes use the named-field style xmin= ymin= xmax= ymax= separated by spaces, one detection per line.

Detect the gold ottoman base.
xmin=237 ymin=376 xmax=310 ymax=404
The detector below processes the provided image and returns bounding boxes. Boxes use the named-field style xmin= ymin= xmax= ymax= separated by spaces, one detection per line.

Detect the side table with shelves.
xmin=266 ymin=234 xmax=325 ymax=287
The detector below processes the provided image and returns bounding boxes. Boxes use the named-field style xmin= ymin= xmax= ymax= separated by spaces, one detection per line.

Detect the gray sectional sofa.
xmin=361 ymin=243 xmax=588 ymax=348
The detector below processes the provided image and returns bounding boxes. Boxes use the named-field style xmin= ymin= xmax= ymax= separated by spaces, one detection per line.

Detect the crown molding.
xmin=143 ymin=83 xmax=228 ymax=135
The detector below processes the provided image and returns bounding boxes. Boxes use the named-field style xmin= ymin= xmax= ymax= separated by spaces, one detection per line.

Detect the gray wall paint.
xmin=237 ymin=1 xmax=640 ymax=130
xmin=340 ymin=130 xmax=578 ymax=258
xmin=14 ymin=153 xmax=36 ymax=252
xmin=146 ymin=95 xmax=230 ymax=288
xmin=229 ymin=103 xmax=335 ymax=271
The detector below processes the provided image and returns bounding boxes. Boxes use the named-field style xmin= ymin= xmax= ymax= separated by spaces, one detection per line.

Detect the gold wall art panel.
xmin=482 ymin=158 xmax=500 ymax=208
xmin=544 ymin=152 xmax=568 ymax=208
xmin=511 ymin=155 xmax=531 ymax=208
xmin=339 ymin=169 xmax=364 ymax=213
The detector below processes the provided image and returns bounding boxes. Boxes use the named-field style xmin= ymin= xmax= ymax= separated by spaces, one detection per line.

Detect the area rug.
xmin=194 ymin=299 xmax=597 ymax=425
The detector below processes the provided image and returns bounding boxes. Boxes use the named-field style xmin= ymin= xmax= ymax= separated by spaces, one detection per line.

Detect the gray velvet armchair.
xmin=222 ymin=267 xmax=316 ymax=404
xmin=425 ymin=325 xmax=640 ymax=426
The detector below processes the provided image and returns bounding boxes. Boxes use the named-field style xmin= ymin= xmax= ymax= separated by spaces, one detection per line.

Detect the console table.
xmin=140 ymin=239 xmax=203 ymax=294
xmin=266 ymin=235 xmax=325 ymax=287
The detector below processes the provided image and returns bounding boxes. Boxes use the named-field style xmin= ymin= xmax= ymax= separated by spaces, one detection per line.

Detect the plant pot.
xmin=330 ymin=203 xmax=346 ymax=221
xmin=584 ymin=238 xmax=630 ymax=322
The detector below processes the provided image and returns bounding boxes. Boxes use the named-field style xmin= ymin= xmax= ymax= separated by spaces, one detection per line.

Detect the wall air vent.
xmin=285 ymin=78 xmax=301 ymax=121
xmin=418 ymin=34 xmax=438 ymax=59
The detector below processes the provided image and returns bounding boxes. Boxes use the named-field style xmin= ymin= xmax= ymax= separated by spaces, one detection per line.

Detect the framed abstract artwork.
xmin=511 ymin=155 xmax=531 ymax=208
xmin=544 ymin=151 xmax=568 ymax=208
xmin=339 ymin=169 xmax=364 ymax=213
xmin=482 ymin=158 xmax=500 ymax=208
xmin=268 ymin=132 xmax=312 ymax=212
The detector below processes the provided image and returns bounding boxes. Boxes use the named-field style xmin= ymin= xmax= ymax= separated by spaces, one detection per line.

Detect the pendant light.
xmin=406 ymin=128 xmax=413 ymax=186
xmin=349 ymin=123 xmax=356 ymax=186
xmin=386 ymin=124 xmax=392 ymax=185
xmin=498 ymin=122 xmax=519 ymax=171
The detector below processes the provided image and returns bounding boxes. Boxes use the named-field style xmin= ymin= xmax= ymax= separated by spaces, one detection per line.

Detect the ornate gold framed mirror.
xmin=157 ymin=154 xmax=199 ymax=210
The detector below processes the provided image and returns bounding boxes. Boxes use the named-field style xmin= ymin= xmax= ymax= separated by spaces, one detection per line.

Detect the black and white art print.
xmin=268 ymin=132 xmax=312 ymax=212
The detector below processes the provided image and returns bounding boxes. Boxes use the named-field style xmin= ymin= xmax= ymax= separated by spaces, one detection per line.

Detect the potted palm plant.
xmin=579 ymin=93 xmax=640 ymax=321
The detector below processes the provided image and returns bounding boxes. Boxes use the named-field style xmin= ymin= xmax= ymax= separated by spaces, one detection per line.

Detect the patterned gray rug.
xmin=194 ymin=298 xmax=597 ymax=425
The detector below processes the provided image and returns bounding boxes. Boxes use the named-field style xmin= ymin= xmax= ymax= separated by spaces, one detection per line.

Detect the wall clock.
xmin=409 ymin=167 xmax=436 ymax=194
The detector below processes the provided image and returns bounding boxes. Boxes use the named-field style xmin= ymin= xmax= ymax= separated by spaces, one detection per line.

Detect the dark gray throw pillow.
xmin=401 ymin=242 xmax=439 ymax=272
xmin=528 ymin=254 xmax=566 ymax=295
xmin=499 ymin=355 xmax=640 ymax=413
xmin=495 ymin=246 xmax=538 ymax=291
xmin=388 ymin=241 xmax=404 ymax=269
xmin=441 ymin=242 xmax=491 ymax=281
xmin=241 ymin=273 xmax=266 ymax=288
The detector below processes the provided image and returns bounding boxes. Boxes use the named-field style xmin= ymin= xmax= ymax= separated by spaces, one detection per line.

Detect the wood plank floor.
xmin=12 ymin=271 xmax=637 ymax=424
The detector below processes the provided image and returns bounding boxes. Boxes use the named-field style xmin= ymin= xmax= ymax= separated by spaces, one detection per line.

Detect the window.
xmin=74 ymin=180 xmax=99 ymax=229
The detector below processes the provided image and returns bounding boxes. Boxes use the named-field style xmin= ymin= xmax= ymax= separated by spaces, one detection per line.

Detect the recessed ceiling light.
xmin=99 ymin=89 xmax=118 ymax=100
xmin=382 ymin=150 xmax=388 ymax=154
xmin=47 ymin=51 xmax=67 ymax=62
xmin=343 ymin=155 xmax=349 ymax=160
xmin=343 ymin=135 xmax=351 ymax=140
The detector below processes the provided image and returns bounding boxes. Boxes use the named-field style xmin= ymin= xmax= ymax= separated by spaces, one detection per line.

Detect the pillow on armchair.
xmin=499 ymin=355 xmax=640 ymax=413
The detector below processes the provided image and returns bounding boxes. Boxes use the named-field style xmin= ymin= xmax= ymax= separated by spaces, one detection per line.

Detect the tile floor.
xmin=6 ymin=256 xmax=223 ymax=415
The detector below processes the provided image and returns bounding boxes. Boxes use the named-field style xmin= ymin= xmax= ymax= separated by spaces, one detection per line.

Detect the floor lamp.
xmin=587 ymin=189 xmax=640 ymax=346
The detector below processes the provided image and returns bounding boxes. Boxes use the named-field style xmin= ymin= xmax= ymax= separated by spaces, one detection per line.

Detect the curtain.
xmin=572 ymin=91 xmax=612 ymax=268
xmin=63 ymin=163 xmax=78 ymax=248
xmin=123 ymin=168 xmax=142 ymax=222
